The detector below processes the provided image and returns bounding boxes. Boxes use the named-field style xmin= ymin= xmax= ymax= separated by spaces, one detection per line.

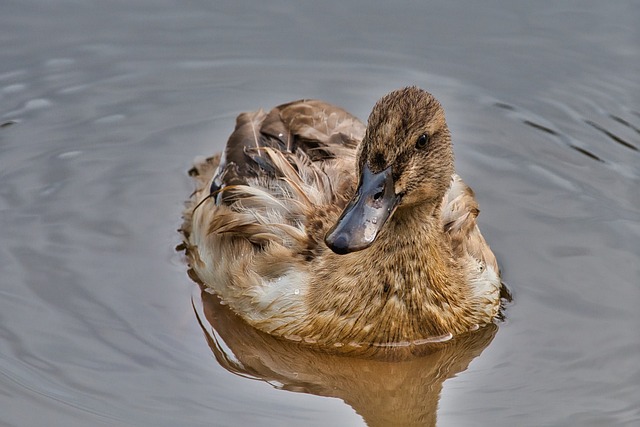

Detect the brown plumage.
xmin=181 ymin=87 xmax=502 ymax=347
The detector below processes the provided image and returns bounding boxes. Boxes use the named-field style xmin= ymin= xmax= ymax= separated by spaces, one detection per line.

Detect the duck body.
xmin=182 ymin=87 xmax=502 ymax=347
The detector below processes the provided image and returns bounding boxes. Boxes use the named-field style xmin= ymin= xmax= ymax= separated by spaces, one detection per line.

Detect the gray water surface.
xmin=1 ymin=1 xmax=639 ymax=426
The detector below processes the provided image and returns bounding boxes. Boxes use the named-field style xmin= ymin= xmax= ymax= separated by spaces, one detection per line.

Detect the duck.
xmin=181 ymin=86 xmax=502 ymax=347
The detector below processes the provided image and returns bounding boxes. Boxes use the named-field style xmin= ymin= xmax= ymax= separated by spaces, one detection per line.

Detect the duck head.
xmin=325 ymin=87 xmax=454 ymax=255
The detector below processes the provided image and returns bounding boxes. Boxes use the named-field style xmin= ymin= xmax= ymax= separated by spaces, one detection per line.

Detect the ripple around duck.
xmin=1 ymin=119 xmax=17 ymax=128
xmin=520 ymin=118 xmax=606 ymax=162
xmin=584 ymin=119 xmax=638 ymax=151
xmin=609 ymin=114 xmax=640 ymax=135
xmin=488 ymin=88 xmax=639 ymax=181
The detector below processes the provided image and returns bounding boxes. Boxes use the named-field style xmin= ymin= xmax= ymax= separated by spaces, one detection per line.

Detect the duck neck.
xmin=375 ymin=203 xmax=455 ymax=290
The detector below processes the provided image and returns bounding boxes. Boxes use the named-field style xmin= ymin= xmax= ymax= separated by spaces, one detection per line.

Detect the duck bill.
xmin=325 ymin=165 xmax=400 ymax=254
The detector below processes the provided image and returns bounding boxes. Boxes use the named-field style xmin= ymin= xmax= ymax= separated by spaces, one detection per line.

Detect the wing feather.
xmin=442 ymin=175 xmax=499 ymax=275
xmin=197 ymin=99 xmax=364 ymax=256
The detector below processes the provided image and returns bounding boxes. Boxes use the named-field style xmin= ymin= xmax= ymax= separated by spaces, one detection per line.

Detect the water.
xmin=1 ymin=1 xmax=639 ymax=426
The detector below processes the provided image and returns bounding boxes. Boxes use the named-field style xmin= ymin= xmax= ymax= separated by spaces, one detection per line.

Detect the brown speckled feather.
xmin=206 ymin=100 xmax=363 ymax=254
xmin=442 ymin=175 xmax=499 ymax=275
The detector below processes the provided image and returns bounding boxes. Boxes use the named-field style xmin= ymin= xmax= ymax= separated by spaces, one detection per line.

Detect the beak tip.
xmin=324 ymin=232 xmax=352 ymax=255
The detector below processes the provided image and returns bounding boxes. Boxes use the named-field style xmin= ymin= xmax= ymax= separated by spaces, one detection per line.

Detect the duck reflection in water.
xmin=195 ymin=287 xmax=498 ymax=427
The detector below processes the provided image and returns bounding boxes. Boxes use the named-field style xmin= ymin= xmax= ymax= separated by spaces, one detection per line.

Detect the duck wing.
xmin=200 ymin=99 xmax=365 ymax=253
xmin=210 ymin=100 xmax=364 ymax=195
xmin=441 ymin=175 xmax=499 ymax=276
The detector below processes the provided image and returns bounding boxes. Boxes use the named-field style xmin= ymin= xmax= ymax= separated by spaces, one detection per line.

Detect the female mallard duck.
xmin=182 ymin=86 xmax=502 ymax=347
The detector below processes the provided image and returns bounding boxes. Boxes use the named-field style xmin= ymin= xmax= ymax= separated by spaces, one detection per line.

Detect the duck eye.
xmin=416 ymin=133 xmax=429 ymax=149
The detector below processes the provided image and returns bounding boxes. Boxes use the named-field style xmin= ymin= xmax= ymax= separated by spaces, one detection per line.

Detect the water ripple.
xmin=585 ymin=119 xmax=638 ymax=151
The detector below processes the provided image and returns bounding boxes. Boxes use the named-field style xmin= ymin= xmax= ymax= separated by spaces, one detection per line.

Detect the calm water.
xmin=1 ymin=1 xmax=639 ymax=426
